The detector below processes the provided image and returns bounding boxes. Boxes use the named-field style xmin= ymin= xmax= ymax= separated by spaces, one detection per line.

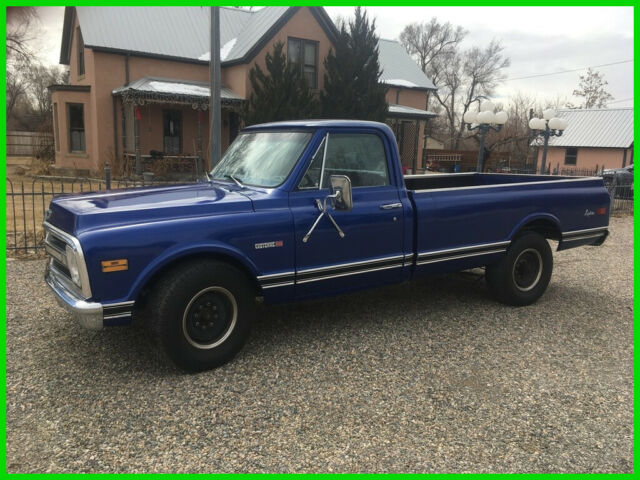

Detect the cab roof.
xmin=243 ymin=119 xmax=391 ymax=131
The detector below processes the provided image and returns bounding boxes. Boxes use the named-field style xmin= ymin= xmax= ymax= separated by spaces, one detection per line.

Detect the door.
xmin=290 ymin=130 xmax=405 ymax=299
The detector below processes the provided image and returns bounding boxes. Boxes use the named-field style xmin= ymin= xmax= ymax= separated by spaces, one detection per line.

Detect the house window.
xmin=67 ymin=103 xmax=85 ymax=153
xmin=287 ymin=37 xmax=318 ymax=88
xmin=565 ymin=147 xmax=578 ymax=166
xmin=53 ymin=103 xmax=60 ymax=152
xmin=163 ymin=110 xmax=182 ymax=154
xmin=77 ymin=27 xmax=85 ymax=77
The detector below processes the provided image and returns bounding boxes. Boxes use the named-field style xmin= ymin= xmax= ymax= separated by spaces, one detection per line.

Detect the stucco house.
xmin=49 ymin=6 xmax=436 ymax=176
xmin=536 ymin=108 xmax=634 ymax=173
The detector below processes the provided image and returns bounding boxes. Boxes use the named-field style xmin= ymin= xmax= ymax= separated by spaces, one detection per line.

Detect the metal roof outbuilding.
xmin=545 ymin=108 xmax=633 ymax=149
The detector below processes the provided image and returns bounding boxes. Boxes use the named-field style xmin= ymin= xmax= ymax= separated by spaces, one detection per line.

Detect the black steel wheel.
xmin=486 ymin=232 xmax=553 ymax=306
xmin=512 ymin=248 xmax=543 ymax=292
xmin=182 ymin=286 xmax=237 ymax=350
xmin=148 ymin=259 xmax=256 ymax=371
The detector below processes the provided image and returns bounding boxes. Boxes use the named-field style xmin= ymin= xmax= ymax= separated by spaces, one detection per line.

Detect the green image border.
xmin=2 ymin=1 xmax=637 ymax=476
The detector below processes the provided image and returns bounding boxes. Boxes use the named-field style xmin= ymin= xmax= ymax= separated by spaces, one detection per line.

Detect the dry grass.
xmin=6 ymin=175 xmax=114 ymax=256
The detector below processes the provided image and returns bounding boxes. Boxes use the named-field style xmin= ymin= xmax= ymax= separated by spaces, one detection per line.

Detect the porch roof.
xmin=112 ymin=77 xmax=244 ymax=106
xmin=387 ymin=104 xmax=436 ymax=120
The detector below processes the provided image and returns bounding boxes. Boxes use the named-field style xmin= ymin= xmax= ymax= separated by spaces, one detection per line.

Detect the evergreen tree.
xmin=321 ymin=7 xmax=388 ymax=121
xmin=243 ymin=42 xmax=318 ymax=126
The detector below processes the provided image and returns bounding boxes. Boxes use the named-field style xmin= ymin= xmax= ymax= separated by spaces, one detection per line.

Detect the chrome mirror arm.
xmin=302 ymin=191 xmax=345 ymax=243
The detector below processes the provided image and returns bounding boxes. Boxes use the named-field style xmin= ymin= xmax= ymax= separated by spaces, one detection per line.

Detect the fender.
xmin=125 ymin=241 xmax=261 ymax=301
xmin=507 ymin=212 xmax=562 ymax=242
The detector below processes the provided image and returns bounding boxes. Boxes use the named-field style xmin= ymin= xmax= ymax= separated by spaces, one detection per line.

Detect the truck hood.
xmin=47 ymin=182 xmax=253 ymax=235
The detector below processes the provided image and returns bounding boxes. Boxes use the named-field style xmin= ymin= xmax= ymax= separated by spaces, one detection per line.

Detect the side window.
xmin=323 ymin=134 xmax=389 ymax=188
xmin=298 ymin=133 xmax=390 ymax=190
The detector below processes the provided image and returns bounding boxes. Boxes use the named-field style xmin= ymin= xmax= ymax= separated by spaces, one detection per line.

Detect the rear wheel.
xmin=148 ymin=259 xmax=256 ymax=371
xmin=486 ymin=232 xmax=553 ymax=306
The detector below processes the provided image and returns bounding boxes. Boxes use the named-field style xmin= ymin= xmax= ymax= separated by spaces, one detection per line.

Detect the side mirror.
xmin=330 ymin=175 xmax=353 ymax=211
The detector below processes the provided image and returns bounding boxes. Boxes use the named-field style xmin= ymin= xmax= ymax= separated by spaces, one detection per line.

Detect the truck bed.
xmin=404 ymin=172 xmax=596 ymax=191
xmin=405 ymin=172 xmax=610 ymax=277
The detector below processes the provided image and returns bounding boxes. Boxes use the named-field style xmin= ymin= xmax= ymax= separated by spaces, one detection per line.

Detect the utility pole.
xmin=209 ymin=6 xmax=222 ymax=168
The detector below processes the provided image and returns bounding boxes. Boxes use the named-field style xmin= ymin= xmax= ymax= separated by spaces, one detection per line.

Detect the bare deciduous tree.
xmin=399 ymin=18 xmax=466 ymax=72
xmin=6 ymin=7 xmax=38 ymax=65
xmin=429 ymin=39 xmax=510 ymax=148
xmin=570 ymin=68 xmax=614 ymax=109
xmin=7 ymin=60 xmax=69 ymax=131
xmin=7 ymin=67 xmax=28 ymax=118
xmin=27 ymin=63 xmax=68 ymax=122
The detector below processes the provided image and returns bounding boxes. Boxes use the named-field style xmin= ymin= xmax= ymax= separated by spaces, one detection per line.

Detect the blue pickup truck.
xmin=44 ymin=120 xmax=610 ymax=370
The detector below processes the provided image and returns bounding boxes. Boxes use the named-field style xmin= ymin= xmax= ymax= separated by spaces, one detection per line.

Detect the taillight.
xmin=596 ymin=207 xmax=607 ymax=215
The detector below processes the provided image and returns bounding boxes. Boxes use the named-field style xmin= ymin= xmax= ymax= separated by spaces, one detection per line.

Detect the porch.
xmin=386 ymin=104 xmax=436 ymax=174
xmin=112 ymin=77 xmax=244 ymax=178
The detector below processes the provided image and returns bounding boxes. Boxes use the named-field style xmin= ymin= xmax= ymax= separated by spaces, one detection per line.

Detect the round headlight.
xmin=65 ymin=244 xmax=81 ymax=286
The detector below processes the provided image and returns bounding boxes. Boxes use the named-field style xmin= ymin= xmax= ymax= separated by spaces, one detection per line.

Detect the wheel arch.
xmin=509 ymin=213 xmax=562 ymax=243
xmin=128 ymin=244 xmax=262 ymax=307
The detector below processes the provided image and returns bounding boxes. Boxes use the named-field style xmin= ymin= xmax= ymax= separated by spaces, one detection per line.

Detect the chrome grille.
xmin=43 ymin=222 xmax=92 ymax=299
xmin=45 ymin=231 xmax=68 ymax=268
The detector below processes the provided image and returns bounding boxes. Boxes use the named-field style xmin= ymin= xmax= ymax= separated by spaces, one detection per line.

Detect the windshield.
xmin=211 ymin=131 xmax=313 ymax=187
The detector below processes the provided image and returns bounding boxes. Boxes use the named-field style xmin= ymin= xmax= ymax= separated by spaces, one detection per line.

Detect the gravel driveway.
xmin=6 ymin=216 xmax=633 ymax=473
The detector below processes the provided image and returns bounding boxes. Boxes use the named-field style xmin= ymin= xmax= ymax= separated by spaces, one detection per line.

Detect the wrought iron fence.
xmin=5 ymin=173 xmax=632 ymax=255
xmin=6 ymin=175 xmax=198 ymax=254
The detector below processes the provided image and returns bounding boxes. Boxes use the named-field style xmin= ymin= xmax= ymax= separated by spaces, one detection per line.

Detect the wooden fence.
xmin=423 ymin=149 xmax=516 ymax=173
xmin=6 ymin=131 xmax=54 ymax=157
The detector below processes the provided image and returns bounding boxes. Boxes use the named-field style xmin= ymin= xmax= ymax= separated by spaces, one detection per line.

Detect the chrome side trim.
xmin=43 ymin=222 xmax=92 ymax=298
xmin=296 ymin=263 xmax=403 ymax=285
xmin=261 ymin=281 xmax=295 ymax=289
xmin=562 ymin=226 xmax=608 ymax=236
xmin=256 ymin=271 xmax=295 ymax=281
xmin=417 ymin=241 xmax=510 ymax=259
xmin=411 ymin=176 xmax=601 ymax=194
xmin=103 ymin=313 xmax=132 ymax=320
xmin=561 ymin=233 xmax=606 ymax=243
xmin=297 ymin=254 xmax=404 ymax=276
xmin=417 ymin=248 xmax=507 ymax=265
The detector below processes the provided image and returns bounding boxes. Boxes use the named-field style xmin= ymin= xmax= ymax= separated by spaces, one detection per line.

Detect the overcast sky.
xmin=32 ymin=6 xmax=634 ymax=108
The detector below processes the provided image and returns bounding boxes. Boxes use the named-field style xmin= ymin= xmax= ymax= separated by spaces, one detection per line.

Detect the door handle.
xmin=380 ymin=202 xmax=402 ymax=210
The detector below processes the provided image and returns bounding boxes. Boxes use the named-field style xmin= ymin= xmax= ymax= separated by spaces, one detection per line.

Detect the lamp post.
xmin=529 ymin=109 xmax=568 ymax=174
xmin=463 ymin=100 xmax=509 ymax=172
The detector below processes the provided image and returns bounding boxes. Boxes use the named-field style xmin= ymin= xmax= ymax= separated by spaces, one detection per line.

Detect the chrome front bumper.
xmin=45 ymin=265 xmax=104 ymax=330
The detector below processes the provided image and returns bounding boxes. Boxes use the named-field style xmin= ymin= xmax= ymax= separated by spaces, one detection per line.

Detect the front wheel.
xmin=485 ymin=232 xmax=553 ymax=306
xmin=148 ymin=259 xmax=256 ymax=371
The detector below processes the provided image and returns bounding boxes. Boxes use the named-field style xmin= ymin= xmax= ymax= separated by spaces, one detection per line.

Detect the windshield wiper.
xmin=226 ymin=174 xmax=245 ymax=189
xmin=204 ymin=170 xmax=212 ymax=182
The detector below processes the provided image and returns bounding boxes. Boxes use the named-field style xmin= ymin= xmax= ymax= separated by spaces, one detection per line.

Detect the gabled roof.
xmin=60 ymin=7 xmax=337 ymax=66
xmin=546 ymin=108 xmax=633 ymax=149
xmin=59 ymin=7 xmax=436 ymax=92
xmin=378 ymin=39 xmax=436 ymax=91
